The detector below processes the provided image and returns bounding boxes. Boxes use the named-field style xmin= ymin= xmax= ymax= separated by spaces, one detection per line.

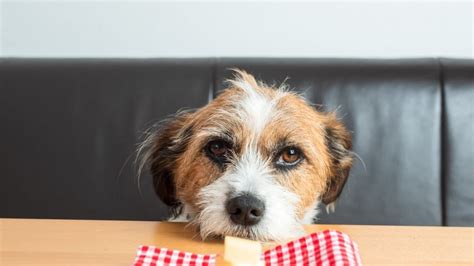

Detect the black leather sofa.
xmin=1 ymin=58 xmax=472 ymax=226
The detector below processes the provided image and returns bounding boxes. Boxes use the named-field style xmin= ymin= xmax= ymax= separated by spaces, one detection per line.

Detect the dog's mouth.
xmin=189 ymin=213 xmax=272 ymax=241
xmin=197 ymin=222 xmax=305 ymax=242
xmin=196 ymin=223 xmax=269 ymax=241
xmin=220 ymin=225 xmax=260 ymax=240
xmin=191 ymin=213 xmax=305 ymax=242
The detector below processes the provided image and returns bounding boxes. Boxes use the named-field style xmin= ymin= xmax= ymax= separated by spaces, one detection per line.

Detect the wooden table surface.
xmin=0 ymin=218 xmax=472 ymax=265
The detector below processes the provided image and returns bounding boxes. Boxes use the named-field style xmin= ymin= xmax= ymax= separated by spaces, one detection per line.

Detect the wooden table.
xmin=1 ymin=219 xmax=472 ymax=265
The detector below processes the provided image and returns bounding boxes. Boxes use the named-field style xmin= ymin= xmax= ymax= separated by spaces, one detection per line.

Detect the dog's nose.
xmin=226 ymin=195 xmax=265 ymax=226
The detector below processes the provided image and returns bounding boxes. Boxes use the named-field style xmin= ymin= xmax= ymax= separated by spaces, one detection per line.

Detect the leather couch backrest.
xmin=0 ymin=58 xmax=472 ymax=226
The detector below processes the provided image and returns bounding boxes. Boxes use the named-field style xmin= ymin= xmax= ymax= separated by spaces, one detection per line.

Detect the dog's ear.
xmin=144 ymin=112 xmax=193 ymax=208
xmin=321 ymin=114 xmax=353 ymax=205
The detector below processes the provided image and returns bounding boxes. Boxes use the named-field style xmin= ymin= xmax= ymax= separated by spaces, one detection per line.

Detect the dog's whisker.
xmin=351 ymin=151 xmax=367 ymax=173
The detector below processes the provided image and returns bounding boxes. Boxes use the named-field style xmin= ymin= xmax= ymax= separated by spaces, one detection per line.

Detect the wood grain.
xmin=1 ymin=219 xmax=472 ymax=265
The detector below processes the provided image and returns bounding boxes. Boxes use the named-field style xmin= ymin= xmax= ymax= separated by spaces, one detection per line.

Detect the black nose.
xmin=226 ymin=195 xmax=265 ymax=226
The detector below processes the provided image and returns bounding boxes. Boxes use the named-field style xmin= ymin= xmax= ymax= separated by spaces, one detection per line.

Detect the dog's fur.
xmin=138 ymin=70 xmax=352 ymax=241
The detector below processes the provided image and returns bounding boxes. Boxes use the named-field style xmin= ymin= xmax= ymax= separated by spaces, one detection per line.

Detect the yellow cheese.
xmin=224 ymin=236 xmax=262 ymax=265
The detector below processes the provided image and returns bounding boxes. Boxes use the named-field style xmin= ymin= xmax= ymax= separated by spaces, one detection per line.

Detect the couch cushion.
xmin=442 ymin=58 xmax=474 ymax=226
xmin=0 ymin=58 xmax=213 ymax=220
xmin=215 ymin=58 xmax=442 ymax=225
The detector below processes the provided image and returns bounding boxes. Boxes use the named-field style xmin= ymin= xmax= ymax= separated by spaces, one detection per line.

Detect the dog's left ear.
xmin=143 ymin=112 xmax=194 ymax=209
xmin=321 ymin=114 xmax=353 ymax=205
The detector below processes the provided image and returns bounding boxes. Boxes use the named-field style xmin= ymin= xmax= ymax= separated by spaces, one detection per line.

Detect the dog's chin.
xmin=193 ymin=197 xmax=307 ymax=241
xmin=192 ymin=209 xmax=305 ymax=242
xmin=198 ymin=222 xmax=305 ymax=242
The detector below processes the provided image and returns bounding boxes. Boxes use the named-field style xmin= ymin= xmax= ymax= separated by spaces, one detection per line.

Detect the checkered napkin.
xmin=261 ymin=230 xmax=362 ymax=266
xmin=134 ymin=246 xmax=216 ymax=266
xmin=133 ymin=230 xmax=362 ymax=266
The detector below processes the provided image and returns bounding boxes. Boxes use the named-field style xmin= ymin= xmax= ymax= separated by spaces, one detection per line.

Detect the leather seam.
xmin=438 ymin=58 xmax=447 ymax=226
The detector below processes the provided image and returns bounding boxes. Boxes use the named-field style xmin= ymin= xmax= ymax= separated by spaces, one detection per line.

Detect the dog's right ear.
xmin=140 ymin=112 xmax=193 ymax=208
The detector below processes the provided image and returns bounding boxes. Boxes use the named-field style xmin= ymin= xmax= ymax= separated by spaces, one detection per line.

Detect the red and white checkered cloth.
xmin=133 ymin=230 xmax=362 ymax=266
xmin=261 ymin=230 xmax=362 ymax=266
xmin=134 ymin=246 xmax=216 ymax=266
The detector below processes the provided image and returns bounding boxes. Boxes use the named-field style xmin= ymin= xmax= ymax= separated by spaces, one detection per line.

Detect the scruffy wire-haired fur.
xmin=137 ymin=69 xmax=352 ymax=241
xmin=136 ymin=110 xmax=194 ymax=217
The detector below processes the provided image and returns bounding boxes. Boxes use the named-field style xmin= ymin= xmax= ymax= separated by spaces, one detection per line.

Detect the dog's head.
xmin=140 ymin=70 xmax=352 ymax=241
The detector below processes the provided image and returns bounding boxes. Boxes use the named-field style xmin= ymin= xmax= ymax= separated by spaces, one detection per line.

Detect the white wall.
xmin=0 ymin=2 xmax=3 ymax=56
xmin=1 ymin=1 xmax=473 ymax=58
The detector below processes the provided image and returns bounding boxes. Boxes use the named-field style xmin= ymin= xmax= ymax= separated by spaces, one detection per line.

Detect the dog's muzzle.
xmin=225 ymin=194 xmax=265 ymax=226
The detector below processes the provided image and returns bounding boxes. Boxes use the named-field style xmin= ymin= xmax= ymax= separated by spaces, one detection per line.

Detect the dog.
xmin=138 ymin=70 xmax=353 ymax=241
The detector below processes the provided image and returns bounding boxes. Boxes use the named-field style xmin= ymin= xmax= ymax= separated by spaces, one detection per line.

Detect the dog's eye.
xmin=208 ymin=140 xmax=229 ymax=156
xmin=205 ymin=140 xmax=231 ymax=164
xmin=281 ymin=148 xmax=300 ymax=163
xmin=276 ymin=147 xmax=303 ymax=168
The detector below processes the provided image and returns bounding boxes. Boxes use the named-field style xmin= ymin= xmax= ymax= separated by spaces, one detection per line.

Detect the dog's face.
xmin=141 ymin=70 xmax=352 ymax=241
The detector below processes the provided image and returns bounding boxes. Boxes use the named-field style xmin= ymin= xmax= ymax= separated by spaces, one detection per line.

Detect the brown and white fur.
xmin=138 ymin=70 xmax=352 ymax=241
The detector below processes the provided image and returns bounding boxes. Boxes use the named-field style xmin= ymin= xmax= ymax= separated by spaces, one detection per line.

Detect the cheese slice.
xmin=224 ymin=236 xmax=262 ymax=265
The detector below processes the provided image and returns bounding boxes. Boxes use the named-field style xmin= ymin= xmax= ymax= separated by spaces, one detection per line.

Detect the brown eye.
xmin=281 ymin=148 xmax=300 ymax=163
xmin=205 ymin=139 xmax=231 ymax=165
xmin=276 ymin=147 xmax=303 ymax=168
xmin=208 ymin=140 xmax=228 ymax=156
